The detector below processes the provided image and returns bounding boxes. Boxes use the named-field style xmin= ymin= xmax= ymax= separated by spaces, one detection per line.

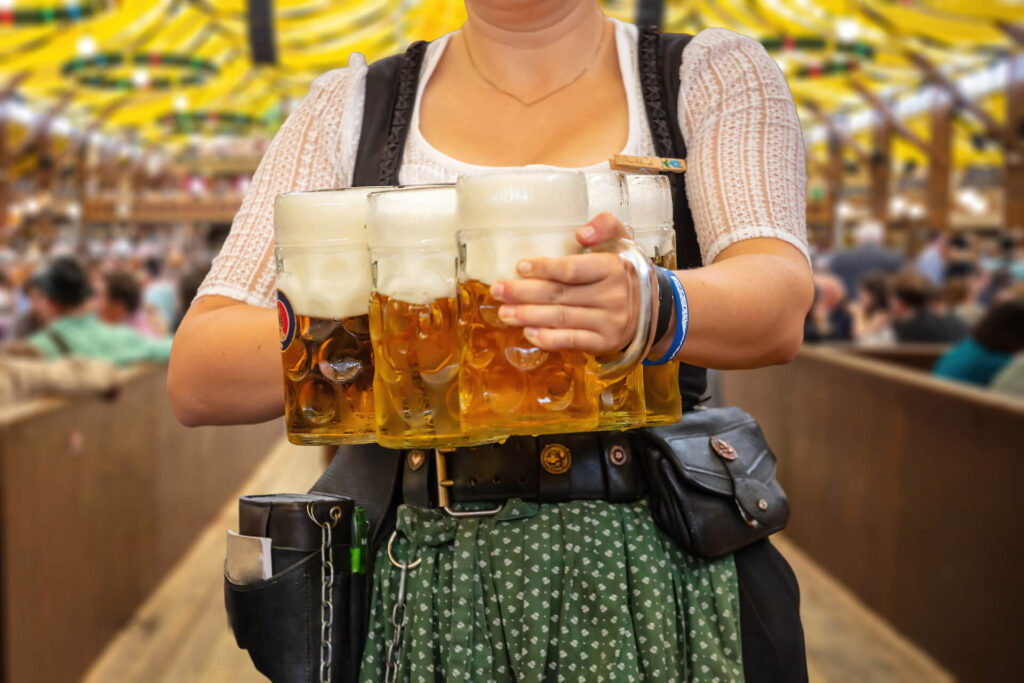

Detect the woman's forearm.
xmin=168 ymin=295 xmax=285 ymax=426
xmin=652 ymin=238 xmax=814 ymax=369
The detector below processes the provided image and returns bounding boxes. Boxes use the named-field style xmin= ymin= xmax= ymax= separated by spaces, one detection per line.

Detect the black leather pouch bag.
xmin=638 ymin=406 xmax=790 ymax=560
xmin=224 ymin=493 xmax=367 ymax=683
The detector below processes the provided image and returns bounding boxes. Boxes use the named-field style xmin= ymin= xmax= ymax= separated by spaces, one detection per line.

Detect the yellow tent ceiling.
xmin=0 ymin=0 xmax=1019 ymax=165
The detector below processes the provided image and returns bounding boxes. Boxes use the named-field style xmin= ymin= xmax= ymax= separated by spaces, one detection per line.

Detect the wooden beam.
xmin=0 ymin=72 xmax=29 ymax=236
xmin=1007 ymin=49 xmax=1024 ymax=232
xmin=905 ymin=51 xmax=1011 ymax=148
xmin=801 ymin=98 xmax=871 ymax=166
xmin=999 ymin=22 xmax=1024 ymax=46
xmin=927 ymin=89 xmax=953 ymax=232
xmin=870 ymin=114 xmax=892 ymax=225
xmin=13 ymin=91 xmax=73 ymax=159
xmin=849 ymin=79 xmax=930 ymax=153
xmin=0 ymin=71 xmax=29 ymax=100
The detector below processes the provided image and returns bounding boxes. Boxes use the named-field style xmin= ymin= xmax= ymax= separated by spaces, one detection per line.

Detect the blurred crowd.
xmin=809 ymin=221 xmax=1024 ymax=398
xmin=2 ymin=219 xmax=1023 ymax=407
xmin=0 ymin=238 xmax=210 ymax=404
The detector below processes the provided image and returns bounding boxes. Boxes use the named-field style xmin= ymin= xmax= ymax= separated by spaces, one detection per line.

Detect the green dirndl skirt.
xmin=358 ymin=498 xmax=745 ymax=682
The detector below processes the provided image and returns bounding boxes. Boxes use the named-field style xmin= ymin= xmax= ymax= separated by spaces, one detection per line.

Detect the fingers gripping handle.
xmin=590 ymin=238 xmax=658 ymax=382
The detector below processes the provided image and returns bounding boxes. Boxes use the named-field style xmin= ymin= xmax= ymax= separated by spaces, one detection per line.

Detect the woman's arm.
xmin=168 ymin=295 xmax=283 ymax=426
xmin=167 ymin=66 xmax=358 ymax=426
xmin=492 ymin=214 xmax=813 ymax=369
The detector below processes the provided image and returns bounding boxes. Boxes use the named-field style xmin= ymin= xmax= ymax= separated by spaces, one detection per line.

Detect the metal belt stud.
xmin=307 ymin=502 xmax=343 ymax=683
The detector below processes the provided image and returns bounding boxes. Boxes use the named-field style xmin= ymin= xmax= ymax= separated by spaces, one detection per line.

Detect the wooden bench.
xmin=837 ymin=343 xmax=950 ymax=373
xmin=721 ymin=345 xmax=1024 ymax=682
xmin=0 ymin=365 xmax=282 ymax=683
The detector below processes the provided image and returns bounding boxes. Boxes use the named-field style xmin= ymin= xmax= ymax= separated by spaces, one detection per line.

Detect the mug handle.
xmin=587 ymin=238 xmax=658 ymax=382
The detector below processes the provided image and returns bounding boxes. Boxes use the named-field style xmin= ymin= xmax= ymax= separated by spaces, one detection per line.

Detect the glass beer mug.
xmin=626 ymin=174 xmax=683 ymax=425
xmin=366 ymin=185 xmax=491 ymax=449
xmin=274 ymin=188 xmax=381 ymax=445
xmin=455 ymin=170 xmax=656 ymax=437
xmin=586 ymin=172 xmax=646 ymax=430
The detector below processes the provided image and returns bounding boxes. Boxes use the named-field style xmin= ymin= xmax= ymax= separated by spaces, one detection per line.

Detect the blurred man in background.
xmin=889 ymin=271 xmax=967 ymax=344
xmin=26 ymin=256 xmax=172 ymax=366
xmin=829 ymin=219 xmax=905 ymax=298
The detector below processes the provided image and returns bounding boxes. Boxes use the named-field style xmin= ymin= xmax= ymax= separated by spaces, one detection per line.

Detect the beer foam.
xmin=275 ymin=188 xmax=384 ymax=319
xmin=586 ymin=172 xmax=630 ymax=225
xmin=632 ymin=227 xmax=676 ymax=262
xmin=367 ymin=185 xmax=458 ymax=305
xmin=274 ymin=187 xmax=384 ymax=246
xmin=625 ymin=174 xmax=672 ymax=229
xmin=456 ymin=171 xmax=588 ymax=284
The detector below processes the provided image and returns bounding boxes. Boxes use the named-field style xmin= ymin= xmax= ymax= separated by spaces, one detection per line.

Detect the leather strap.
xmin=637 ymin=26 xmax=707 ymax=408
xmin=351 ymin=41 xmax=429 ymax=186
xmin=400 ymin=433 xmax=648 ymax=508
xmin=47 ymin=329 xmax=72 ymax=357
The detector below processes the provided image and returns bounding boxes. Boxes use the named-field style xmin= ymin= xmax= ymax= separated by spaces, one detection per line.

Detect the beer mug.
xmin=274 ymin=188 xmax=382 ymax=445
xmin=626 ymin=174 xmax=683 ymax=426
xmin=366 ymin=185 xmax=492 ymax=449
xmin=455 ymin=171 xmax=656 ymax=437
xmin=586 ymin=172 xmax=646 ymax=430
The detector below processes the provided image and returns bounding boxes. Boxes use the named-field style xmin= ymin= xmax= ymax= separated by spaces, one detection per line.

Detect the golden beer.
xmin=627 ymin=174 xmax=683 ymax=426
xmin=456 ymin=171 xmax=655 ymax=437
xmin=279 ymin=309 xmax=375 ymax=444
xmin=275 ymin=188 xmax=384 ymax=445
xmin=458 ymin=278 xmax=600 ymax=435
xmin=587 ymin=172 xmax=646 ymax=430
xmin=639 ymin=248 xmax=682 ymax=425
xmin=366 ymin=185 xmax=489 ymax=448
xmin=369 ymin=293 xmax=479 ymax=448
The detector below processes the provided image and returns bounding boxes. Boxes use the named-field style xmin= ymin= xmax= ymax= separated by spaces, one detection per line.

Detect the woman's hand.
xmin=490 ymin=212 xmax=639 ymax=353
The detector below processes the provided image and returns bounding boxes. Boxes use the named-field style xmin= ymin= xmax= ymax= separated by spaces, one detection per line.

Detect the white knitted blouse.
xmin=198 ymin=20 xmax=808 ymax=308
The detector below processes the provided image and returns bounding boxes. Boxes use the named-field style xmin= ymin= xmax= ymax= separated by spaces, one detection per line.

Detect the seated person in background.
xmin=805 ymin=273 xmax=852 ymax=341
xmin=849 ymin=273 xmax=894 ymax=345
xmin=991 ymin=354 xmax=1024 ymax=398
xmin=915 ymin=231 xmax=946 ymax=286
xmin=943 ymin=275 xmax=985 ymax=329
xmin=97 ymin=269 xmax=168 ymax=338
xmin=934 ymin=299 xmax=1024 ymax=387
xmin=890 ymin=271 xmax=968 ymax=343
xmin=26 ymin=257 xmax=173 ymax=366
xmin=829 ymin=219 xmax=904 ymax=296
xmin=142 ymin=255 xmax=179 ymax=331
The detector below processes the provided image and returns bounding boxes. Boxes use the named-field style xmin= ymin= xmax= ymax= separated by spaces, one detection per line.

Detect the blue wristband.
xmin=642 ymin=269 xmax=688 ymax=366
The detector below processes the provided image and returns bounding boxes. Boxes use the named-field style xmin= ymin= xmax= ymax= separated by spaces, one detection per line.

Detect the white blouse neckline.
xmin=406 ymin=18 xmax=647 ymax=176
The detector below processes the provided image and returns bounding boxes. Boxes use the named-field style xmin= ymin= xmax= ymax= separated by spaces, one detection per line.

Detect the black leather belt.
xmin=401 ymin=431 xmax=649 ymax=514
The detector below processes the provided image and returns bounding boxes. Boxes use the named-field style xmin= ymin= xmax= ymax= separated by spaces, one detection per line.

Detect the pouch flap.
xmin=239 ymin=493 xmax=354 ymax=552
xmin=643 ymin=407 xmax=780 ymax=514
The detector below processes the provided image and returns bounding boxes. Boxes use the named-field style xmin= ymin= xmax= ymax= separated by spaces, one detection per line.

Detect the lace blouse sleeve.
xmin=677 ymin=29 xmax=809 ymax=266
xmin=196 ymin=65 xmax=363 ymax=307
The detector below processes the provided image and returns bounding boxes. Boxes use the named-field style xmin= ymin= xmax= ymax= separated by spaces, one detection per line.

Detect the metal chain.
xmin=384 ymin=531 xmax=421 ymax=683
xmin=384 ymin=559 xmax=409 ymax=683
xmin=308 ymin=503 xmax=342 ymax=683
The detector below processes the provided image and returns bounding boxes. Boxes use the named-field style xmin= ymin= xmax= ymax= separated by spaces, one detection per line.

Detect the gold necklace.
xmin=463 ymin=21 xmax=608 ymax=107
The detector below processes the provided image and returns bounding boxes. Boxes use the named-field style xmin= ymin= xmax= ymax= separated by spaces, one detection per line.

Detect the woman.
xmin=170 ymin=1 xmax=813 ymax=679
xmin=850 ymin=273 xmax=894 ymax=345
xmin=933 ymin=299 xmax=1024 ymax=387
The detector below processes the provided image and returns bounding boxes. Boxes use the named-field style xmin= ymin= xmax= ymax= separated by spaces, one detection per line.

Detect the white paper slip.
xmin=225 ymin=529 xmax=273 ymax=585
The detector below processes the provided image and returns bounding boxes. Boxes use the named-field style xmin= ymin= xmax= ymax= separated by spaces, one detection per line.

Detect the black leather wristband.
xmin=653 ymin=267 xmax=674 ymax=345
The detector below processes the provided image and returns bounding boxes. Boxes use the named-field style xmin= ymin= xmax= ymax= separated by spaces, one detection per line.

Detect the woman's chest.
xmin=417 ymin=69 xmax=630 ymax=169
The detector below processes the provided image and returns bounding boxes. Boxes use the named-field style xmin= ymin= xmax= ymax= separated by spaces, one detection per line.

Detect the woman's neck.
xmin=460 ymin=0 xmax=607 ymax=98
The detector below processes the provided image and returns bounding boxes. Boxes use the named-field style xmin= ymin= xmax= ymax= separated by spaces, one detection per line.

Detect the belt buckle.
xmin=435 ymin=449 xmax=502 ymax=518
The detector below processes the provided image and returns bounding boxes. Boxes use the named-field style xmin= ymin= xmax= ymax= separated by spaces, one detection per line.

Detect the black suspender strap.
xmin=351 ymin=41 xmax=429 ymax=187
xmin=47 ymin=329 xmax=73 ymax=357
xmin=638 ymin=26 xmax=708 ymax=406
xmin=637 ymin=26 xmax=700 ymax=271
